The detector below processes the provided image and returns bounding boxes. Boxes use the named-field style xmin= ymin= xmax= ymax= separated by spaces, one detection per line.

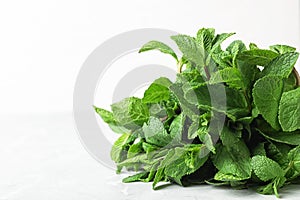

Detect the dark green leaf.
xmin=262 ymin=52 xmax=299 ymax=78
xmin=253 ymin=76 xmax=283 ymax=130
xmin=278 ymin=87 xmax=300 ymax=131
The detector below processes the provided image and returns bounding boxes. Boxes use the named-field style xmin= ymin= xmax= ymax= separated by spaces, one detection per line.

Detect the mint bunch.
xmin=94 ymin=28 xmax=300 ymax=197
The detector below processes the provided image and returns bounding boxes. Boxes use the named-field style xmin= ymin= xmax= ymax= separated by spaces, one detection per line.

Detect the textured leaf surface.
xmin=253 ymin=76 xmax=283 ymax=130
xmin=279 ymin=87 xmax=300 ymax=131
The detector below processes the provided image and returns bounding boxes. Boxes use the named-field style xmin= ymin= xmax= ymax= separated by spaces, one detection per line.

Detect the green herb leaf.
xmin=278 ymin=87 xmax=300 ymax=131
xmin=251 ymin=155 xmax=284 ymax=181
xmin=139 ymin=40 xmax=178 ymax=61
xmin=253 ymin=76 xmax=283 ymax=130
xmin=171 ymin=34 xmax=205 ymax=67
xmin=262 ymin=52 xmax=299 ymax=78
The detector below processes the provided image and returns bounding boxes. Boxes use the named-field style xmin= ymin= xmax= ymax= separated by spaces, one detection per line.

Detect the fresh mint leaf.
xmin=278 ymin=87 xmax=300 ymax=131
xmin=111 ymin=97 xmax=150 ymax=130
xmin=253 ymin=76 xmax=283 ymax=130
xmin=143 ymin=77 xmax=172 ymax=104
xmin=288 ymin=146 xmax=300 ymax=175
xmin=258 ymin=129 xmax=300 ymax=146
xmin=211 ymin=32 xmax=235 ymax=53
xmin=196 ymin=28 xmax=215 ymax=51
xmin=237 ymin=49 xmax=278 ymax=66
xmin=269 ymin=44 xmax=296 ymax=54
xmin=139 ymin=40 xmax=178 ymax=61
xmin=209 ymin=67 xmax=245 ymax=90
xmin=163 ymin=145 xmax=209 ymax=185
xmin=251 ymin=155 xmax=284 ymax=181
xmin=171 ymin=34 xmax=205 ymax=67
xmin=262 ymin=52 xmax=299 ymax=78
xmin=169 ymin=114 xmax=185 ymax=143
xmin=169 ymin=82 xmax=199 ymax=118
xmin=142 ymin=116 xmax=172 ymax=147
xmin=111 ymin=133 xmax=136 ymax=171
xmin=212 ymin=142 xmax=252 ymax=181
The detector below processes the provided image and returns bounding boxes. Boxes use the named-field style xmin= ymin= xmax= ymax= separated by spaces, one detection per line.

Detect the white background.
xmin=0 ymin=0 xmax=299 ymax=115
xmin=0 ymin=0 xmax=299 ymax=199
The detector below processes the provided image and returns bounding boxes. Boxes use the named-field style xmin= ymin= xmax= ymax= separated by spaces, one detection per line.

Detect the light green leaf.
xmin=127 ymin=141 xmax=143 ymax=158
xmin=111 ymin=97 xmax=149 ymax=130
xmin=122 ymin=172 xmax=149 ymax=183
xmin=270 ymin=44 xmax=296 ymax=54
xmin=251 ymin=155 xmax=284 ymax=182
xmin=211 ymin=32 xmax=235 ymax=52
xmin=143 ymin=77 xmax=172 ymax=104
xmin=171 ymin=34 xmax=205 ymax=67
xmin=142 ymin=117 xmax=172 ymax=147
xmin=169 ymin=114 xmax=185 ymax=143
xmin=111 ymin=133 xmax=136 ymax=163
xmin=196 ymin=28 xmax=215 ymax=51
xmin=139 ymin=40 xmax=178 ymax=61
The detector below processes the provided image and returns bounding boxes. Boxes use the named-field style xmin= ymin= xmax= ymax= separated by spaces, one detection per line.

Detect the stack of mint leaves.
xmin=94 ymin=28 xmax=300 ymax=197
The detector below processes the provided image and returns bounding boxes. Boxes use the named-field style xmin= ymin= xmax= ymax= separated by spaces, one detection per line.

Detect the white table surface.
xmin=1 ymin=113 xmax=299 ymax=200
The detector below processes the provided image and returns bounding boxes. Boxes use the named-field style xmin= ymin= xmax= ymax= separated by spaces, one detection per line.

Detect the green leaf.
xmin=220 ymin=126 xmax=241 ymax=146
xmin=142 ymin=142 xmax=159 ymax=154
xmin=258 ymin=129 xmax=300 ymax=146
xmin=211 ymin=32 xmax=235 ymax=52
xmin=196 ymin=28 xmax=215 ymax=51
xmin=111 ymin=133 xmax=136 ymax=164
xmin=122 ymin=171 xmax=149 ymax=183
xmin=142 ymin=117 xmax=172 ymax=147
xmin=143 ymin=77 xmax=172 ymax=104
xmin=251 ymin=155 xmax=284 ymax=181
xmin=278 ymin=87 xmax=300 ymax=132
xmin=163 ymin=145 xmax=209 ymax=185
xmin=249 ymin=43 xmax=259 ymax=50
xmin=266 ymin=142 xmax=290 ymax=168
xmin=209 ymin=67 xmax=245 ymax=90
xmin=283 ymin=72 xmax=297 ymax=92
xmin=237 ymin=49 xmax=278 ymax=66
xmin=198 ymin=128 xmax=215 ymax=153
xmin=169 ymin=114 xmax=185 ymax=143
xmin=169 ymin=83 xmax=199 ymax=118
xmin=94 ymin=106 xmax=116 ymax=123
xmin=171 ymin=34 xmax=205 ymax=67
xmin=270 ymin=44 xmax=296 ymax=54
xmin=211 ymin=46 xmax=232 ymax=68
xmin=288 ymin=146 xmax=300 ymax=173
xmin=139 ymin=40 xmax=178 ymax=61
xmin=226 ymin=40 xmax=247 ymax=68
xmin=111 ymin=97 xmax=150 ymax=130
xmin=262 ymin=52 xmax=299 ymax=78
xmin=176 ymin=69 xmax=205 ymax=85
xmin=257 ymin=176 xmax=286 ymax=198
xmin=253 ymin=76 xmax=283 ymax=130
xmin=94 ymin=106 xmax=130 ymax=133
xmin=127 ymin=141 xmax=144 ymax=158
xmin=212 ymin=142 xmax=251 ymax=181
xmin=252 ymin=143 xmax=267 ymax=156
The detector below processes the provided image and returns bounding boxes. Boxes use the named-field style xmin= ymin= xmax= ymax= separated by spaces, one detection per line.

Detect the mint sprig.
xmin=94 ymin=27 xmax=300 ymax=197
